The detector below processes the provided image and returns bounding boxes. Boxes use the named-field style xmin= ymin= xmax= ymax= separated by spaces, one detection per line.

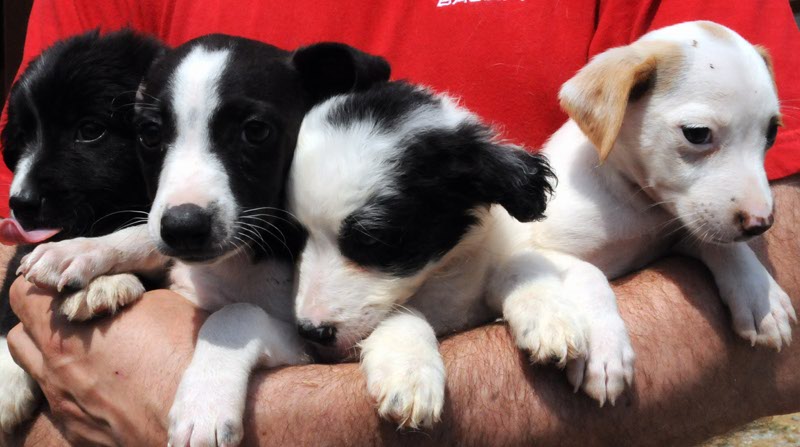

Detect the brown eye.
xmin=76 ymin=121 xmax=107 ymax=143
xmin=766 ymin=119 xmax=779 ymax=149
xmin=138 ymin=122 xmax=162 ymax=149
xmin=681 ymin=126 xmax=712 ymax=145
xmin=242 ymin=121 xmax=271 ymax=145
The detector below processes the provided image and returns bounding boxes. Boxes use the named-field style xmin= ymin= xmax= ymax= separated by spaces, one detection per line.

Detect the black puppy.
xmin=18 ymin=34 xmax=391 ymax=446
xmin=0 ymin=29 xmax=164 ymax=436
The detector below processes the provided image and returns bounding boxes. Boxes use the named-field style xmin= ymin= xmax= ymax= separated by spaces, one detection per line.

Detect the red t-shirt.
xmin=2 ymin=0 xmax=799 ymax=218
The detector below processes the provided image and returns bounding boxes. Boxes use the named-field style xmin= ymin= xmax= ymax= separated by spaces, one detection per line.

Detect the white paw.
xmin=18 ymin=237 xmax=118 ymax=291
xmin=565 ymin=316 xmax=635 ymax=407
xmin=361 ymin=341 xmax=445 ymax=429
xmin=504 ymin=284 xmax=588 ymax=366
xmin=728 ymin=279 xmax=797 ymax=351
xmin=0 ymin=338 xmax=41 ymax=435
xmin=59 ymin=274 xmax=145 ymax=322
xmin=168 ymin=368 xmax=247 ymax=447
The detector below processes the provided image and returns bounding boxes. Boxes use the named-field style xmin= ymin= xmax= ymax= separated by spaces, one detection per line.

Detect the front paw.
xmin=0 ymin=340 xmax=41 ymax=435
xmin=168 ymin=369 xmax=247 ymax=447
xmin=504 ymin=284 xmax=588 ymax=366
xmin=361 ymin=344 xmax=445 ymax=429
xmin=727 ymin=280 xmax=797 ymax=351
xmin=566 ymin=315 xmax=635 ymax=407
xmin=19 ymin=238 xmax=115 ymax=291
xmin=59 ymin=274 xmax=145 ymax=322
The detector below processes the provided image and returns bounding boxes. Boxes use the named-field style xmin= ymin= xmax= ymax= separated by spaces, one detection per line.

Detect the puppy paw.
xmin=361 ymin=343 xmax=445 ymax=429
xmin=565 ymin=317 xmax=635 ymax=407
xmin=59 ymin=274 xmax=145 ymax=322
xmin=18 ymin=238 xmax=118 ymax=291
xmin=365 ymin=361 xmax=445 ymax=429
xmin=168 ymin=369 xmax=246 ymax=447
xmin=504 ymin=283 xmax=588 ymax=366
xmin=0 ymin=339 xmax=41 ymax=435
xmin=729 ymin=281 xmax=796 ymax=351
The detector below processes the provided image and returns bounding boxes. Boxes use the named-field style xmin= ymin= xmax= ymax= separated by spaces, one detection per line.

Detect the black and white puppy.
xmin=289 ymin=82 xmax=558 ymax=428
xmin=21 ymin=34 xmax=391 ymax=446
xmin=0 ymin=30 xmax=164 ymax=436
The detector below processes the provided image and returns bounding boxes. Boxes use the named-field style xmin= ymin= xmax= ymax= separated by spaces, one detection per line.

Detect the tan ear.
xmin=754 ymin=45 xmax=782 ymax=126
xmin=754 ymin=45 xmax=778 ymax=95
xmin=558 ymin=42 xmax=681 ymax=162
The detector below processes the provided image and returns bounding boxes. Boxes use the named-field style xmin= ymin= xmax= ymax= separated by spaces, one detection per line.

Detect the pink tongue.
xmin=0 ymin=218 xmax=61 ymax=245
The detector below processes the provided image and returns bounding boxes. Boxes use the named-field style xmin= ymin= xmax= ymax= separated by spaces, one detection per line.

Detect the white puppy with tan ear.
xmin=516 ymin=21 xmax=796 ymax=405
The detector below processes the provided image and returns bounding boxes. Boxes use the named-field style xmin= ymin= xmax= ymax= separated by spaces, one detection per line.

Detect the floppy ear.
xmin=474 ymin=143 xmax=555 ymax=222
xmin=754 ymin=45 xmax=779 ymax=98
xmin=292 ymin=42 xmax=391 ymax=103
xmin=558 ymin=42 xmax=681 ymax=162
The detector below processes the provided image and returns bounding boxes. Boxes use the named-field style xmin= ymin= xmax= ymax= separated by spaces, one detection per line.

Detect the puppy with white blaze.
xmin=18 ymin=34 xmax=390 ymax=447
xmin=289 ymin=81 xmax=558 ymax=428
xmin=513 ymin=21 xmax=797 ymax=405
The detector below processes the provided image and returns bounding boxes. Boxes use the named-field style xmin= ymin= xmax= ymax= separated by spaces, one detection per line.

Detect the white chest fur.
xmin=169 ymin=253 xmax=296 ymax=322
xmin=531 ymin=122 xmax=676 ymax=278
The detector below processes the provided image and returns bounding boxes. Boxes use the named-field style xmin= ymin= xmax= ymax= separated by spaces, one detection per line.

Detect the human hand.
xmin=6 ymin=277 xmax=207 ymax=446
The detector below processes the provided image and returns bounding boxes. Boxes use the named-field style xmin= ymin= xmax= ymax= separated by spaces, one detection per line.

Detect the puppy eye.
xmin=75 ymin=121 xmax=107 ymax=143
xmin=138 ymin=123 xmax=162 ymax=149
xmin=681 ymin=126 xmax=712 ymax=145
xmin=765 ymin=119 xmax=779 ymax=150
xmin=242 ymin=121 xmax=271 ymax=145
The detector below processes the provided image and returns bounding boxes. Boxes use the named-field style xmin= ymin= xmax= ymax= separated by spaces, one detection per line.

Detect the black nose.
xmin=9 ymin=191 xmax=42 ymax=223
xmin=160 ymin=204 xmax=213 ymax=251
xmin=737 ymin=211 xmax=774 ymax=237
xmin=297 ymin=320 xmax=337 ymax=345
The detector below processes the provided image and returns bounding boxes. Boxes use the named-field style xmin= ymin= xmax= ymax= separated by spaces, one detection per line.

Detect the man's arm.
xmin=10 ymin=178 xmax=800 ymax=446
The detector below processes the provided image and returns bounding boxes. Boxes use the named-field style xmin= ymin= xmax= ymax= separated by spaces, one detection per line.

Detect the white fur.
xmin=360 ymin=312 xmax=445 ymax=429
xmin=17 ymin=43 xmax=309 ymax=447
xmin=58 ymin=274 xmax=146 ymax=322
xmin=8 ymin=155 xmax=35 ymax=202
xmin=149 ymin=46 xmax=237 ymax=247
xmin=290 ymin=89 xmax=484 ymax=351
xmin=19 ymin=225 xmax=165 ymax=291
xmin=150 ymin=45 xmax=308 ymax=447
xmin=521 ymin=21 xmax=795 ymax=404
xmin=290 ymin=88 xmax=569 ymax=427
xmin=0 ymin=337 xmax=40 ymax=436
xmin=168 ymin=303 xmax=309 ymax=447
xmin=16 ymin=226 xmax=162 ymax=322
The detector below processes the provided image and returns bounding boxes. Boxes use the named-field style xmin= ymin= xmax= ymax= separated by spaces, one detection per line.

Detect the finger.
xmin=9 ymin=275 xmax=58 ymax=333
xmin=55 ymin=400 xmax=118 ymax=447
xmin=6 ymin=324 xmax=45 ymax=382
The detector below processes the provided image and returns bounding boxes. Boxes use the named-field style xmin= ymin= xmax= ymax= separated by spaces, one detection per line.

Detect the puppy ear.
xmin=475 ymin=143 xmax=555 ymax=222
xmin=754 ymin=45 xmax=778 ymax=96
xmin=558 ymin=42 xmax=681 ymax=162
xmin=410 ymin=123 xmax=555 ymax=223
xmin=292 ymin=42 xmax=390 ymax=102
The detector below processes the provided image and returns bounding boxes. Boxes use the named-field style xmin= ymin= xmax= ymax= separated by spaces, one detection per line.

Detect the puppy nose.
xmin=161 ymin=204 xmax=213 ymax=251
xmin=297 ymin=319 xmax=337 ymax=345
xmin=737 ymin=211 xmax=774 ymax=236
xmin=9 ymin=192 xmax=42 ymax=222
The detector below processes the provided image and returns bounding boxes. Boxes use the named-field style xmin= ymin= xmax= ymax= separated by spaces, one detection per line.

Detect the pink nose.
xmin=737 ymin=211 xmax=774 ymax=236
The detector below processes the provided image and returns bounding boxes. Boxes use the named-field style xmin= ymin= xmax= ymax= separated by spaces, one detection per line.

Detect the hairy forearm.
xmin=242 ymin=179 xmax=800 ymax=447
xmin=240 ymin=275 xmax=795 ymax=446
xmin=16 ymin=179 xmax=800 ymax=446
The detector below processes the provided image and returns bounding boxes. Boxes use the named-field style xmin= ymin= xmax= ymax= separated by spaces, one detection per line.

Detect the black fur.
xmin=0 ymin=29 xmax=165 ymax=334
xmin=135 ymin=34 xmax=389 ymax=262
xmin=336 ymin=82 xmax=555 ymax=276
